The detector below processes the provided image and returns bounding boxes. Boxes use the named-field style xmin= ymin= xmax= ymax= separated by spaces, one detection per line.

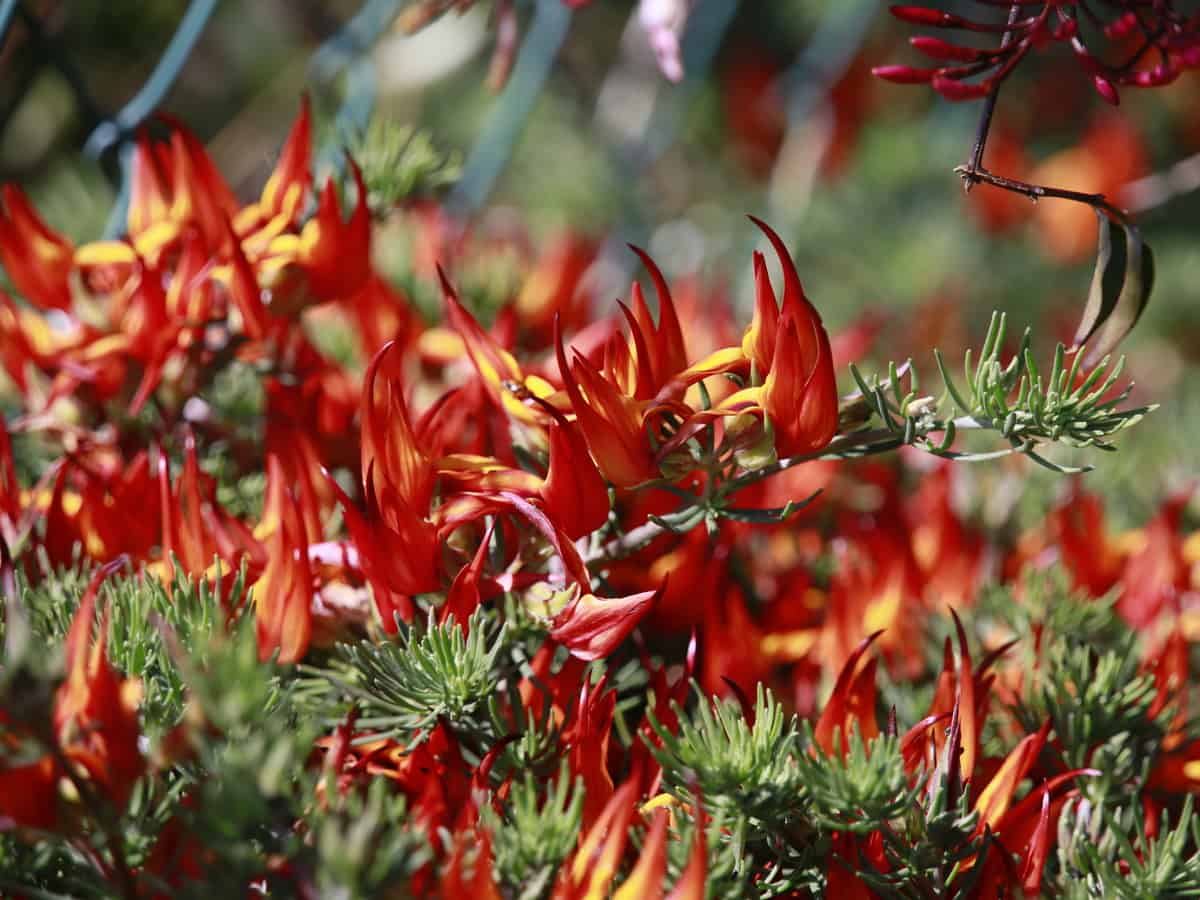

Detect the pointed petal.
xmin=569 ymin=779 xmax=638 ymax=897
xmin=0 ymin=185 xmax=74 ymax=310
xmin=225 ymin=220 xmax=270 ymax=340
xmin=815 ymin=630 xmax=883 ymax=755
xmin=628 ymin=244 xmax=688 ymax=384
xmin=551 ymin=588 xmax=658 ymax=661
xmin=441 ymin=523 xmax=494 ymax=627
xmin=252 ymin=457 xmax=313 ymax=663
xmin=361 ymin=341 xmax=434 ymax=512
xmin=742 ymin=250 xmax=779 ymax=372
xmin=613 ymin=808 xmax=669 ymax=900
xmin=259 ymin=96 xmax=312 ymax=224
xmin=665 ymin=811 xmax=706 ymax=900
xmin=540 ymin=419 xmax=610 ymax=540
xmin=975 ymin=720 xmax=1051 ymax=831
xmin=951 ymin=609 xmax=979 ymax=782
xmin=1019 ymin=790 xmax=1054 ymax=895
xmin=748 ymin=215 xmax=808 ymax=318
xmin=294 ymin=159 xmax=371 ymax=300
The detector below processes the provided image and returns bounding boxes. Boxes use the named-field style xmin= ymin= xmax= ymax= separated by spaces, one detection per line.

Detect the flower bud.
xmin=872 ymin=64 xmax=937 ymax=84
xmin=1092 ymin=75 xmax=1120 ymax=106
xmin=910 ymin=36 xmax=982 ymax=62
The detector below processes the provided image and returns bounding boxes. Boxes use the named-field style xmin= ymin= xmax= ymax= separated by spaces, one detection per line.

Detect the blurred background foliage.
xmin=1 ymin=0 xmax=1197 ymax=526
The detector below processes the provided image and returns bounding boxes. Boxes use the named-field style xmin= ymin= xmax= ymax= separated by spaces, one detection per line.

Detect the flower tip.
xmin=344 ymin=153 xmax=366 ymax=184
xmin=1092 ymin=75 xmax=1120 ymax=106
xmin=746 ymin=214 xmax=783 ymax=246
xmin=436 ymin=264 xmax=461 ymax=305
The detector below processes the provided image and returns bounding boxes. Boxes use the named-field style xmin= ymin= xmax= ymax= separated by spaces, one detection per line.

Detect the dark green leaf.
xmin=1073 ymin=212 xmax=1124 ymax=350
xmin=1072 ymin=216 xmax=1155 ymax=369
xmin=1083 ymin=230 xmax=1155 ymax=369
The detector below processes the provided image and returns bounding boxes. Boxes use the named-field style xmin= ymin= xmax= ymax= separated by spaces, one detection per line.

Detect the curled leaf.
xmin=1073 ymin=214 xmax=1155 ymax=368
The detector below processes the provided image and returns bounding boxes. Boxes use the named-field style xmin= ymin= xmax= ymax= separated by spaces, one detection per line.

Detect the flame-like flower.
xmin=740 ymin=218 xmax=838 ymax=457
xmin=252 ymin=456 xmax=315 ymax=664
xmin=0 ymin=561 xmax=143 ymax=830
xmin=0 ymin=184 xmax=74 ymax=310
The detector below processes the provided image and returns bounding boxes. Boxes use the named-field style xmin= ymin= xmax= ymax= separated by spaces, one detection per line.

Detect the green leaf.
xmin=1083 ymin=230 xmax=1155 ymax=369
xmin=1073 ymin=217 xmax=1156 ymax=368
xmin=1073 ymin=212 xmax=1124 ymax=350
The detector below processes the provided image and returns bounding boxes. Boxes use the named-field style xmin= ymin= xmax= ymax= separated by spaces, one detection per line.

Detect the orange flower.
xmin=158 ymin=436 xmax=261 ymax=580
xmin=553 ymin=779 xmax=639 ymax=900
xmin=441 ymin=268 xmax=554 ymax=426
xmin=555 ymin=318 xmax=662 ymax=489
xmin=908 ymin=463 xmax=985 ymax=608
xmin=261 ymin=159 xmax=372 ymax=305
xmin=440 ymin=522 xmax=495 ymax=626
xmin=252 ymin=456 xmax=315 ymax=664
xmin=54 ymin=562 xmax=145 ymax=811
xmin=440 ymin=402 xmax=612 ymax=540
xmin=361 ymin=341 xmax=436 ymax=515
xmin=546 ymin=584 xmax=657 ymax=661
xmin=235 ymin=95 xmax=313 ymax=235
xmin=435 ymin=490 xmax=657 ymax=659
xmin=1050 ymin=486 xmax=1125 ymax=597
xmin=334 ymin=340 xmax=443 ymax=628
xmin=0 ymin=561 xmax=144 ymax=831
xmin=0 ymin=184 xmax=74 ymax=310
xmin=538 ymin=414 xmax=611 ymax=539
xmin=748 ymin=217 xmax=838 ymax=457
xmin=439 ymin=827 xmax=503 ymax=899
xmin=1117 ymin=494 xmax=1190 ymax=629
xmin=676 ymin=217 xmax=840 ymax=463
xmin=611 ymin=807 xmax=670 ymax=900
xmin=813 ymin=631 xmax=882 ymax=757
xmin=125 ymin=123 xmax=240 ymax=257
xmin=0 ymin=756 xmax=60 ymax=831
xmin=620 ymin=247 xmax=689 ymax=400
xmin=562 ymin=675 xmax=617 ymax=829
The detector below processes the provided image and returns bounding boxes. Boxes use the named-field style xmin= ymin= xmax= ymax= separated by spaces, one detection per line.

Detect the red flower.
xmin=750 ymin=218 xmax=838 ymax=457
xmin=0 ymin=185 xmax=74 ymax=310
xmin=549 ymin=585 xmax=659 ymax=662
xmin=555 ymin=317 xmax=663 ymax=489
xmin=253 ymin=456 xmax=315 ymax=664
xmin=261 ymin=159 xmax=372 ymax=305
xmin=562 ymin=675 xmax=617 ymax=829
xmin=0 ymin=561 xmax=144 ymax=831
xmin=875 ymin=2 xmax=1200 ymax=104
xmin=538 ymin=414 xmax=611 ymax=540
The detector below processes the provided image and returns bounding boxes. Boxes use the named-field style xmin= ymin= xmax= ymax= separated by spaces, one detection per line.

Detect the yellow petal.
xmin=75 ymin=241 xmax=137 ymax=267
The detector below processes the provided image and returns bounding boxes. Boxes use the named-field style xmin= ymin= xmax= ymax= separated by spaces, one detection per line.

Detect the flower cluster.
xmin=0 ymin=101 xmax=1194 ymax=898
xmin=875 ymin=2 xmax=1200 ymax=103
xmin=0 ymin=102 xmax=854 ymax=668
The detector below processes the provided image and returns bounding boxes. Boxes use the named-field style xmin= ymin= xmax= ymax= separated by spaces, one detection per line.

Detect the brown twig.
xmin=956 ymin=3 xmax=1137 ymax=228
xmin=961 ymin=3 xmax=1023 ymax=192
xmin=952 ymin=165 xmax=1132 ymax=226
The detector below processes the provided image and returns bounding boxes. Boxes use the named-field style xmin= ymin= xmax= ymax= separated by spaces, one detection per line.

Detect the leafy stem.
xmin=588 ymin=311 xmax=1151 ymax=565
